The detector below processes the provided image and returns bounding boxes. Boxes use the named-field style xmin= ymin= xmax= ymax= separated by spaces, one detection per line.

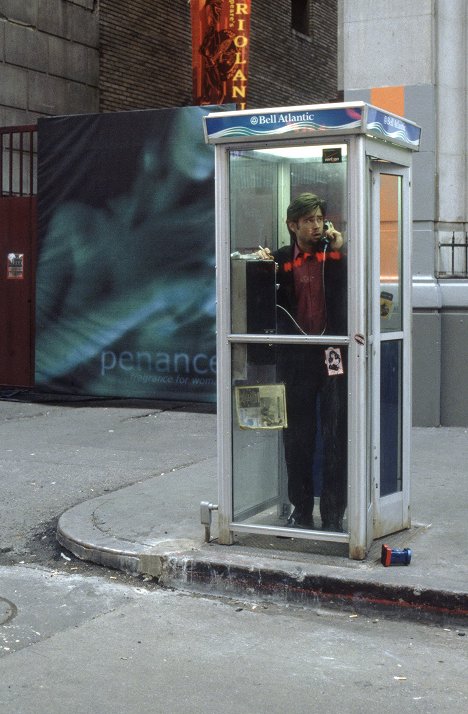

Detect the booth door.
xmin=370 ymin=163 xmax=411 ymax=538
xmin=226 ymin=142 xmax=349 ymax=539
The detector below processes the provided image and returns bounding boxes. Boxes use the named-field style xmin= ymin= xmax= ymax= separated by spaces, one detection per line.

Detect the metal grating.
xmin=437 ymin=232 xmax=468 ymax=279
xmin=0 ymin=125 xmax=37 ymax=197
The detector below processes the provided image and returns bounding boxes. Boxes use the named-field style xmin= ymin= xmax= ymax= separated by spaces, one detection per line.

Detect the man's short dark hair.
xmin=286 ymin=192 xmax=327 ymax=241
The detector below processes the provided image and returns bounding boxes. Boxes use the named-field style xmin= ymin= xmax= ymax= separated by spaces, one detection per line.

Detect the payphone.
xmin=204 ymin=102 xmax=421 ymax=559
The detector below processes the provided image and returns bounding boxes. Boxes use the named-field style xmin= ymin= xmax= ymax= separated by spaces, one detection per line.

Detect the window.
xmin=291 ymin=0 xmax=310 ymax=36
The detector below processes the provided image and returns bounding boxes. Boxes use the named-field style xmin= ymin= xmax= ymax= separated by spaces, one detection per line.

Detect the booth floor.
xmin=54 ymin=413 xmax=468 ymax=625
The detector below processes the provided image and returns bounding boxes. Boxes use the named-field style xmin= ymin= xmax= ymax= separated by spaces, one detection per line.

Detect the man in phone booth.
xmin=272 ymin=192 xmax=347 ymax=532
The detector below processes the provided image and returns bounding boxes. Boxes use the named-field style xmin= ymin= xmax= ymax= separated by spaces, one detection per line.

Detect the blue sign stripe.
xmin=205 ymin=104 xmax=421 ymax=150
xmin=366 ymin=107 xmax=421 ymax=148
xmin=205 ymin=107 xmax=364 ymax=140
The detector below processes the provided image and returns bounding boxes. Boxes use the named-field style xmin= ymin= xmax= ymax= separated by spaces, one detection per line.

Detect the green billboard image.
xmin=36 ymin=107 xmax=220 ymax=401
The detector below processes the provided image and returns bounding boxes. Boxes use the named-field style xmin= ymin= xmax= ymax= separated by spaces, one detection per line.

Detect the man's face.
xmin=288 ymin=208 xmax=324 ymax=252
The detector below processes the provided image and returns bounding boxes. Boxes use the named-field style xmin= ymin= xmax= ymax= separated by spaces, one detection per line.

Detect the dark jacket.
xmin=273 ymin=242 xmax=347 ymax=337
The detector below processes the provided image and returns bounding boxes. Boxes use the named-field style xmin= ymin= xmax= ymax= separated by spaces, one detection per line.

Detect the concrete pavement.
xmin=54 ymin=406 xmax=468 ymax=624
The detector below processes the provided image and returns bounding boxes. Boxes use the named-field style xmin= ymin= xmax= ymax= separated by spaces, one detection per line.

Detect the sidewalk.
xmin=55 ymin=407 xmax=468 ymax=624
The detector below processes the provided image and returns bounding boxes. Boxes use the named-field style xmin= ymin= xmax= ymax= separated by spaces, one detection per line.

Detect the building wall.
xmin=98 ymin=0 xmax=339 ymax=112
xmin=0 ymin=0 xmax=99 ymax=126
xmin=340 ymin=0 xmax=468 ymax=426
xmin=1 ymin=0 xmax=339 ymax=117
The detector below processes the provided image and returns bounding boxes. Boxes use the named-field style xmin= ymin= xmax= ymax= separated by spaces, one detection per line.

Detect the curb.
xmin=57 ymin=508 xmax=468 ymax=627
xmin=155 ymin=552 xmax=468 ymax=625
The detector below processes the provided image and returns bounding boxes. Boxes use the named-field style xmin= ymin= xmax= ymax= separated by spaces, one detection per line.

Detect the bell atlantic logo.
xmin=250 ymin=111 xmax=315 ymax=126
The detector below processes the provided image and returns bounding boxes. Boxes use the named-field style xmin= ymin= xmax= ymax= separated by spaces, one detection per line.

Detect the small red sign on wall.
xmin=7 ymin=253 xmax=25 ymax=279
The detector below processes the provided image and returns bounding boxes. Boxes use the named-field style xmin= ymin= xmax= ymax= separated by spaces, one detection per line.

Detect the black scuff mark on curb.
xmin=156 ymin=557 xmax=468 ymax=626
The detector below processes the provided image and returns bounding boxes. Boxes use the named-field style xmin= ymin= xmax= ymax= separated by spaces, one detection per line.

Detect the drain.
xmin=0 ymin=598 xmax=17 ymax=625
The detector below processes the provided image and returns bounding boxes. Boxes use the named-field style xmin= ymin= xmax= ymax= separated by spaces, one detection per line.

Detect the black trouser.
xmin=279 ymin=346 xmax=347 ymax=524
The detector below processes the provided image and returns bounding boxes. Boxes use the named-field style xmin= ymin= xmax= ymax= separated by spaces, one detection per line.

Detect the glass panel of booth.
xmin=228 ymin=143 xmax=349 ymax=533
xmin=231 ymin=343 xmax=349 ymax=531
xmin=380 ymin=339 xmax=403 ymax=495
xmin=228 ymin=143 xmax=348 ymax=257
xmin=379 ymin=173 xmax=402 ymax=332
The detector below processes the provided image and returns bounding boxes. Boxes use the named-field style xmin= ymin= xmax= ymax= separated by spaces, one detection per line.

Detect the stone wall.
xmin=0 ymin=0 xmax=99 ymax=126
xmin=341 ymin=0 xmax=468 ymax=425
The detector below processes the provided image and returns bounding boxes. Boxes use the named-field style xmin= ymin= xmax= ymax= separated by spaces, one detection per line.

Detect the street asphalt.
xmin=53 ymin=400 xmax=468 ymax=625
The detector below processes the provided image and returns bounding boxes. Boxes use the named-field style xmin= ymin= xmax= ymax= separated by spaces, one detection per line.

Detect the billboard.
xmin=191 ymin=0 xmax=251 ymax=109
xmin=36 ymin=107 xmax=221 ymax=401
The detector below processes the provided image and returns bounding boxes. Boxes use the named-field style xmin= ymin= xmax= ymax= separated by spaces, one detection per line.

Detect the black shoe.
xmin=287 ymin=509 xmax=314 ymax=529
xmin=322 ymin=518 xmax=344 ymax=533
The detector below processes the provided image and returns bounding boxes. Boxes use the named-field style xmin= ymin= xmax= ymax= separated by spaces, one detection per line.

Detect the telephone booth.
xmin=203 ymin=102 xmax=421 ymax=559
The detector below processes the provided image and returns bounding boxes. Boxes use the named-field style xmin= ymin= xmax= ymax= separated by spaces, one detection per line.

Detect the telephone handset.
xmin=321 ymin=221 xmax=332 ymax=247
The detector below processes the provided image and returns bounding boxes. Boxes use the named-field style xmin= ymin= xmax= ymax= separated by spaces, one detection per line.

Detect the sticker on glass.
xmin=380 ymin=291 xmax=394 ymax=319
xmin=325 ymin=346 xmax=344 ymax=376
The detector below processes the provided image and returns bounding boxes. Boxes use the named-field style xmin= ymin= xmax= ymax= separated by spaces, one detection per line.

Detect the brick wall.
xmin=98 ymin=0 xmax=193 ymax=112
xmin=98 ymin=0 xmax=338 ymax=112
xmin=248 ymin=0 xmax=339 ymax=107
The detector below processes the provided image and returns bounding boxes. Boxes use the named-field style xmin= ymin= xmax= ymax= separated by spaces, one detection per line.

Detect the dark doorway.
xmin=0 ymin=126 xmax=37 ymax=387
